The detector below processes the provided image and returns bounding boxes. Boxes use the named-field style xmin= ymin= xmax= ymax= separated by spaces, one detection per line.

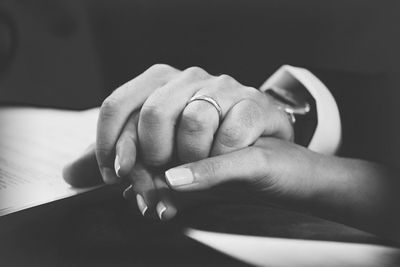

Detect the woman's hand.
xmin=65 ymin=64 xmax=296 ymax=220
xmin=64 ymin=136 xmax=400 ymax=244
xmin=164 ymin=137 xmax=320 ymax=201
xmin=166 ymin=138 xmax=400 ymax=244
xmin=96 ymin=64 xmax=293 ymax=185
xmin=64 ymin=137 xmax=317 ymax=220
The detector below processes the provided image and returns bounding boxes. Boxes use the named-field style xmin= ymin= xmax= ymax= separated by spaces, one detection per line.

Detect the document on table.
xmin=186 ymin=229 xmax=400 ymax=267
xmin=0 ymin=107 xmax=100 ymax=216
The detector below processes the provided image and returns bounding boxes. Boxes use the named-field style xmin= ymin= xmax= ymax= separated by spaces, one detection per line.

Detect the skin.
xmin=96 ymin=64 xmax=292 ymax=181
xmin=63 ymin=64 xmax=400 ymax=242
xmin=92 ymin=64 xmax=293 ymax=218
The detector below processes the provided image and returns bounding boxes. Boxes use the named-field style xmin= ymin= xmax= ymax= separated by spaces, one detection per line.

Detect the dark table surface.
xmin=0 ymin=184 xmax=396 ymax=267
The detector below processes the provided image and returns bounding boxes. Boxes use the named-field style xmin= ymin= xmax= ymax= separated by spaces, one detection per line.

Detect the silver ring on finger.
xmin=186 ymin=95 xmax=223 ymax=122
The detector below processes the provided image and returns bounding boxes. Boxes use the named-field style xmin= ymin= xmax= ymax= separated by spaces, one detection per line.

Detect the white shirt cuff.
xmin=259 ymin=65 xmax=342 ymax=155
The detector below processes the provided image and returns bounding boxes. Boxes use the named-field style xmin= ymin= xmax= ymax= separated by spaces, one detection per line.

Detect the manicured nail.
xmin=165 ymin=167 xmax=194 ymax=187
xmin=102 ymin=167 xmax=118 ymax=184
xmin=114 ymin=155 xmax=121 ymax=177
xmin=123 ymin=185 xmax=133 ymax=199
xmin=136 ymin=194 xmax=148 ymax=216
xmin=156 ymin=201 xmax=167 ymax=220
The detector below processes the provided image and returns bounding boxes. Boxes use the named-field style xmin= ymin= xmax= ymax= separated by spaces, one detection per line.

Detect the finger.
xmin=114 ymin=111 xmax=140 ymax=178
xmin=124 ymin=170 xmax=179 ymax=220
xmin=211 ymin=98 xmax=293 ymax=156
xmin=165 ymin=146 xmax=268 ymax=191
xmin=96 ymin=64 xmax=179 ymax=184
xmin=177 ymin=75 xmax=256 ymax=163
xmin=153 ymin=175 xmax=178 ymax=221
xmin=123 ymin=184 xmax=152 ymax=217
xmin=122 ymin=184 xmax=134 ymax=199
xmin=176 ymin=100 xmax=219 ymax=163
xmin=138 ymin=66 xmax=210 ymax=167
xmin=125 ymin=162 xmax=158 ymax=217
xmin=63 ymin=144 xmax=103 ymax=188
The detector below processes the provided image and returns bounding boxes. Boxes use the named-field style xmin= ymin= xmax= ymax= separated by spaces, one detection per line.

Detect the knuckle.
xmin=243 ymin=99 xmax=262 ymax=114
xmin=215 ymin=74 xmax=237 ymax=86
xmin=198 ymin=161 xmax=218 ymax=181
xmin=218 ymin=127 xmax=247 ymax=148
xmin=140 ymin=103 xmax=167 ymax=126
xmin=99 ymin=95 xmax=119 ymax=119
xmin=180 ymin=108 xmax=211 ymax=133
xmin=182 ymin=66 xmax=208 ymax=79
xmin=236 ymin=100 xmax=263 ymax=125
xmin=244 ymin=86 xmax=263 ymax=99
xmin=147 ymin=63 xmax=174 ymax=74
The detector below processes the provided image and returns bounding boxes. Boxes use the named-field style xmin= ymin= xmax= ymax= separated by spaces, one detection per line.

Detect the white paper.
xmin=0 ymin=107 xmax=100 ymax=216
xmin=186 ymin=229 xmax=400 ymax=267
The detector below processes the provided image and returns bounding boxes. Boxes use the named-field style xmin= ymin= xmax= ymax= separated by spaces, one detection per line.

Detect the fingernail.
xmin=136 ymin=194 xmax=148 ymax=216
xmin=114 ymin=155 xmax=121 ymax=177
xmin=156 ymin=201 xmax=167 ymax=221
xmin=123 ymin=185 xmax=133 ymax=199
xmin=165 ymin=167 xmax=194 ymax=187
xmin=102 ymin=167 xmax=118 ymax=184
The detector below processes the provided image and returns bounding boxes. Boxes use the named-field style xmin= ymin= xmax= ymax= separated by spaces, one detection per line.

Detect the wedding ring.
xmin=186 ymin=95 xmax=223 ymax=122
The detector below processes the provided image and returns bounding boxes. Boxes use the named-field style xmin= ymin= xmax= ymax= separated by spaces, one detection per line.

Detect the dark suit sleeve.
xmin=309 ymin=68 xmax=400 ymax=167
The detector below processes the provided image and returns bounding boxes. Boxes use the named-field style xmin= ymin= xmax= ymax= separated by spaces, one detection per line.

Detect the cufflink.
xmin=264 ymin=86 xmax=311 ymax=124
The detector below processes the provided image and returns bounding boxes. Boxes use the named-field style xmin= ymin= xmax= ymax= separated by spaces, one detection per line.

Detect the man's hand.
xmin=65 ymin=64 xmax=295 ymax=220
xmin=96 ymin=64 xmax=293 ymax=184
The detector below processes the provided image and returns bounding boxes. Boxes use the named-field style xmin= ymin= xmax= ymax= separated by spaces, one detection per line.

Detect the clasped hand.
xmin=64 ymin=64 xmax=321 ymax=220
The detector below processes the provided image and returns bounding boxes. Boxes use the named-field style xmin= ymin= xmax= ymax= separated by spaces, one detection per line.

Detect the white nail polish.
xmin=165 ymin=167 xmax=194 ymax=187
xmin=114 ymin=155 xmax=121 ymax=177
xmin=136 ymin=194 xmax=148 ymax=216
xmin=156 ymin=202 xmax=167 ymax=220
xmin=122 ymin=185 xmax=133 ymax=199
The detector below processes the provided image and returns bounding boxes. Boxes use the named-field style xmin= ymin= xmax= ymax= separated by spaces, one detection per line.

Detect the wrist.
xmin=305 ymin=157 xmax=400 ymax=240
xmin=260 ymin=143 xmax=330 ymax=208
xmin=260 ymin=65 xmax=342 ymax=155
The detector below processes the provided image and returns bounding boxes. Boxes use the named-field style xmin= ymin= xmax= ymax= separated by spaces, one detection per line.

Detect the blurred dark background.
xmin=0 ymin=0 xmax=399 ymax=109
xmin=1 ymin=2 xmax=400 ymax=265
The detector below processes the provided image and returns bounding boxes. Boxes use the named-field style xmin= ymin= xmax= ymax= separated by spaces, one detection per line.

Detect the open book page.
xmin=186 ymin=229 xmax=400 ymax=267
xmin=0 ymin=107 xmax=100 ymax=216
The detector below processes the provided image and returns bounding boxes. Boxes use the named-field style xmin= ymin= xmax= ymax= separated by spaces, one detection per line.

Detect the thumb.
xmin=165 ymin=147 xmax=268 ymax=191
xmin=63 ymin=144 xmax=104 ymax=187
